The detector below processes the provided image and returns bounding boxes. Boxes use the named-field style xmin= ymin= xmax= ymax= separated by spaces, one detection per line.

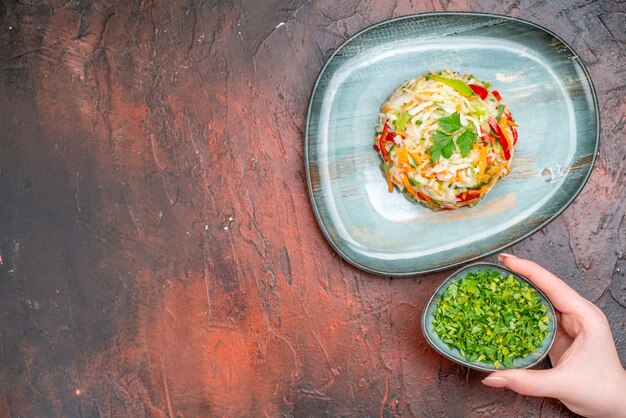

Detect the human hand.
xmin=481 ymin=254 xmax=626 ymax=418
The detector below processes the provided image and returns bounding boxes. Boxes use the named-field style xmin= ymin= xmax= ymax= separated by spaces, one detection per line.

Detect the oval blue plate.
xmin=305 ymin=13 xmax=599 ymax=276
xmin=421 ymin=263 xmax=557 ymax=372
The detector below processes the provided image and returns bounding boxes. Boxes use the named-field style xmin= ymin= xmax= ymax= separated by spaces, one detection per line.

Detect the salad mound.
xmin=374 ymin=69 xmax=519 ymax=210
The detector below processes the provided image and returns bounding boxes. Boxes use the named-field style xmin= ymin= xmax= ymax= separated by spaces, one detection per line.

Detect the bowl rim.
xmin=421 ymin=261 xmax=558 ymax=372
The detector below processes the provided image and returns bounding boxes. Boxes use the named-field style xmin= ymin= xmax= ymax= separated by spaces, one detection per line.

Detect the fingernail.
xmin=498 ymin=253 xmax=517 ymax=262
xmin=482 ymin=376 xmax=508 ymax=388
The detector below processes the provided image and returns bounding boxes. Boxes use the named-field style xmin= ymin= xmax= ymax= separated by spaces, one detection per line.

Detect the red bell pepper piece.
xmin=511 ymin=127 xmax=518 ymax=145
xmin=378 ymin=121 xmax=390 ymax=160
xmin=456 ymin=189 xmax=481 ymax=202
xmin=492 ymin=90 xmax=502 ymax=101
xmin=488 ymin=116 xmax=511 ymax=160
xmin=468 ymin=84 xmax=488 ymax=100
xmin=377 ymin=120 xmax=398 ymax=160
xmin=417 ymin=192 xmax=434 ymax=205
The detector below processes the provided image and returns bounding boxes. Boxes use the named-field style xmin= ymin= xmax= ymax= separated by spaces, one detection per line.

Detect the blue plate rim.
xmin=304 ymin=12 xmax=600 ymax=277
xmin=420 ymin=262 xmax=558 ymax=372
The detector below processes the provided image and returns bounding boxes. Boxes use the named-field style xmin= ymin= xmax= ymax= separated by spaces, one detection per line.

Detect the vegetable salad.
xmin=374 ymin=69 xmax=519 ymax=210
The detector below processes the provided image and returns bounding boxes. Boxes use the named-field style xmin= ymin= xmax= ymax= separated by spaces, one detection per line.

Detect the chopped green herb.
xmin=467 ymin=177 xmax=494 ymax=190
xmin=379 ymin=161 xmax=392 ymax=176
xmin=496 ymin=104 xmax=506 ymax=121
xmin=432 ymin=269 xmax=549 ymax=368
xmin=395 ymin=113 xmax=411 ymax=131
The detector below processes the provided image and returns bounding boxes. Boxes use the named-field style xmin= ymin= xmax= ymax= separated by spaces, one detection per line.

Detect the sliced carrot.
xmin=403 ymin=100 xmax=416 ymax=110
xmin=408 ymin=152 xmax=422 ymax=166
xmin=395 ymin=147 xmax=408 ymax=166
xmin=417 ymin=192 xmax=435 ymax=205
xmin=401 ymin=173 xmax=416 ymax=195
xmin=477 ymin=145 xmax=488 ymax=175
xmin=498 ymin=116 xmax=513 ymax=152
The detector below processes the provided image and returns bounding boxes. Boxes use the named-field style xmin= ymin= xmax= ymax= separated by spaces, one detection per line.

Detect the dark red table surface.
xmin=0 ymin=1 xmax=624 ymax=417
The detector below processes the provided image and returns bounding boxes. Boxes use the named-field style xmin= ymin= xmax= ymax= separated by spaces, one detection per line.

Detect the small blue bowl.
xmin=421 ymin=262 xmax=557 ymax=372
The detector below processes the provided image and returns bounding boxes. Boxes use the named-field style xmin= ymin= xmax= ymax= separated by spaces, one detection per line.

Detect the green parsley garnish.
xmin=457 ymin=130 xmax=476 ymax=157
xmin=428 ymin=112 xmax=478 ymax=162
xmin=437 ymin=111 xmax=462 ymax=132
xmin=432 ymin=269 xmax=550 ymax=368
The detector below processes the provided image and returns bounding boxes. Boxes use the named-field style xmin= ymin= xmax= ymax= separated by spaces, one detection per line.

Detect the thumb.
xmin=482 ymin=369 xmax=563 ymax=398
